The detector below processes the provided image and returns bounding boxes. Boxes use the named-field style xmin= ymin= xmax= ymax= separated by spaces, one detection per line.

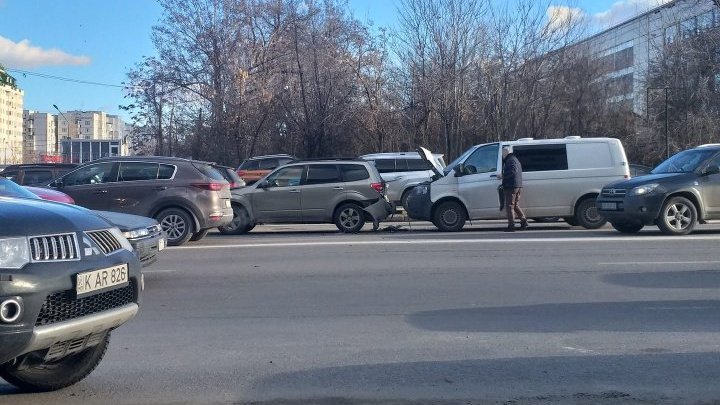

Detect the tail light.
xmin=192 ymin=182 xmax=228 ymax=191
xmin=237 ymin=170 xmax=246 ymax=177
xmin=229 ymin=182 xmax=241 ymax=189
xmin=370 ymin=182 xmax=384 ymax=193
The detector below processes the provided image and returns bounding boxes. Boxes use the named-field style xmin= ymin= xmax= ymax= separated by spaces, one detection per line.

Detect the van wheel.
xmin=0 ymin=332 xmax=110 ymax=392
xmin=611 ymin=222 xmax=644 ymax=233
xmin=433 ymin=201 xmax=466 ymax=232
xmin=156 ymin=208 xmax=194 ymax=246
xmin=657 ymin=196 xmax=697 ymax=235
xmin=218 ymin=205 xmax=253 ymax=235
xmin=564 ymin=217 xmax=578 ymax=226
xmin=189 ymin=229 xmax=209 ymax=241
xmin=334 ymin=203 xmax=365 ymax=233
xmin=401 ymin=188 xmax=414 ymax=211
xmin=575 ymin=198 xmax=606 ymax=229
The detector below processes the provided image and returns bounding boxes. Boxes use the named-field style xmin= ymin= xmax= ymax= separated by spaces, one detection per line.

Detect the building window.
xmin=665 ymin=25 xmax=677 ymax=45
xmin=681 ymin=17 xmax=697 ymax=39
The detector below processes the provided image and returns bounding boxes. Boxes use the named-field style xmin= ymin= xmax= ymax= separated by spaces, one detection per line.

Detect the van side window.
xmin=406 ymin=159 xmax=430 ymax=171
xmin=373 ymin=159 xmax=396 ymax=173
xmin=464 ymin=145 xmax=499 ymax=174
xmin=514 ymin=144 xmax=568 ymax=172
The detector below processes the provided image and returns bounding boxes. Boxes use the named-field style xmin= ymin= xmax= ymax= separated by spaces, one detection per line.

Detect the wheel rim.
xmin=441 ymin=208 xmax=458 ymax=226
xmin=161 ymin=214 xmax=187 ymax=240
xmin=583 ymin=204 xmax=602 ymax=224
xmin=665 ymin=202 xmax=692 ymax=231
xmin=339 ymin=207 xmax=361 ymax=229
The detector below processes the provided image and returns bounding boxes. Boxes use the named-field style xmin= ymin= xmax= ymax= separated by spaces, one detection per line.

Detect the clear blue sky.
xmin=0 ymin=0 xmax=669 ymax=122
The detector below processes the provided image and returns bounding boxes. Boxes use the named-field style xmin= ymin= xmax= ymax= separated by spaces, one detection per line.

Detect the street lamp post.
xmin=646 ymin=87 xmax=671 ymax=159
xmin=52 ymin=104 xmax=69 ymax=161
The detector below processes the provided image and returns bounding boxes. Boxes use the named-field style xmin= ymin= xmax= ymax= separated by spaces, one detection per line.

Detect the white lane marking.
xmin=599 ymin=261 xmax=720 ymax=265
xmin=176 ymin=235 xmax=720 ymax=250
xmin=562 ymin=346 xmax=594 ymax=354
xmin=143 ymin=269 xmax=176 ymax=273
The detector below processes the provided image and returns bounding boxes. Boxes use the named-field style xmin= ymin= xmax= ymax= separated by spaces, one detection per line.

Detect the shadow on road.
xmin=406 ymin=300 xmax=720 ymax=333
xmin=602 ymin=270 xmax=720 ymax=289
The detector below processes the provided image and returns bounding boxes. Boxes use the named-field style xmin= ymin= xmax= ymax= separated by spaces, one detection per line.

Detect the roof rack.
xmin=291 ymin=157 xmax=364 ymax=163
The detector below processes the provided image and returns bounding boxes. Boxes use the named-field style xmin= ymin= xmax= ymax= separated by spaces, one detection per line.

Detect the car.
xmin=406 ymin=137 xmax=631 ymax=231
xmin=45 ymin=156 xmax=233 ymax=246
xmin=629 ymin=163 xmax=653 ymax=177
xmin=0 ymin=178 xmax=166 ymax=267
xmin=597 ymin=144 xmax=720 ymax=235
xmin=360 ymin=151 xmax=446 ymax=210
xmin=219 ymin=159 xmax=393 ymax=234
xmin=0 ymin=163 xmax=76 ymax=186
xmin=213 ymin=164 xmax=246 ymax=189
xmin=0 ymin=196 xmax=143 ymax=392
xmin=236 ymin=154 xmax=295 ymax=184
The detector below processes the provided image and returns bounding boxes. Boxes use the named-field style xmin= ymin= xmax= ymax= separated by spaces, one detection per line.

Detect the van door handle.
xmin=93 ymin=190 xmax=108 ymax=194
xmin=289 ymin=189 xmax=300 ymax=193
xmin=154 ymin=186 xmax=168 ymax=191
xmin=332 ymin=187 xmax=344 ymax=190
xmin=490 ymin=174 xmax=498 ymax=178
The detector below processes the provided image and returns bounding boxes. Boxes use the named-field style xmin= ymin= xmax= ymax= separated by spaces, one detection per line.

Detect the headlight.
xmin=0 ymin=237 xmax=30 ymax=269
xmin=122 ymin=227 xmax=150 ymax=240
xmin=632 ymin=183 xmax=659 ymax=195
xmin=108 ymin=228 xmax=134 ymax=252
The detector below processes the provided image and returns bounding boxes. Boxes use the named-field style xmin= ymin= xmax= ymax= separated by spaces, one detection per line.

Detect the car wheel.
xmin=611 ymin=222 xmax=644 ymax=233
xmin=156 ymin=208 xmax=194 ymax=246
xmin=563 ymin=217 xmax=578 ymax=226
xmin=0 ymin=332 xmax=110 ymax=392
xmin=218 ymin=204 xmax=253 ymax=235
xmin=189 ymin=228 xmax=209 ymax=242
xmin=401 ymin=188 xmax=414 ymax=211
xmin=574 ymin=198 xmax=607 ymax=229
xmin=334 ymin=203 xmax=365 ymax=233
xmin=657 ymin=196 xmax=697 ymax=235
xmin=433 ymin=201 xmax=466 ymax=232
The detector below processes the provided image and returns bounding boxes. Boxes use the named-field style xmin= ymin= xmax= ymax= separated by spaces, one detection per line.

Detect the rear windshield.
xmin=238 ymin=160 xmax=259 ymax=170
xmin=193 ymin=163 xmax=226 ymax=181
xmin=217 ymin=167 xmax=243 ymax=183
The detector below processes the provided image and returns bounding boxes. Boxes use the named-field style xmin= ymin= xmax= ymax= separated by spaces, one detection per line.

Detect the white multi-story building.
xmin=571 ymin=0 xmax=719 ymax=112
xmin=23 ymin=111 xmax=58 ymax=163
xmin=0 ymin=69 xmax=24 ymax=165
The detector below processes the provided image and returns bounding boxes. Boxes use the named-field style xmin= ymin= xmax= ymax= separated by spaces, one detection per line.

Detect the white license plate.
xmin=76 ymin=264 xmax=129 ymax=297
xmin=158 ymin=238 xmax=166 ymax=251
xmin=224 ymin=200 xmax=231 ymax=208
xmin=600 ymin=202 xmax=617 ymax=210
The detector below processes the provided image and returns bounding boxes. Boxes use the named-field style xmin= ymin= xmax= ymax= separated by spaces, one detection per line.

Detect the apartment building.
xmin=23 ymin=111 xmax=58 ymax=163
xmin=0 ymin=69 xmax=24 ymax=165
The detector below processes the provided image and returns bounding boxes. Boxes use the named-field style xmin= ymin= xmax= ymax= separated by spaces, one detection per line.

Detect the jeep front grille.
xmin=29 ymin=233 xmax=79 ymax=262
xmin=35 ymin=282 xmax=136 ymax=326
xmin=601 ymin=188 xmax=627 ymax=198
xmin=86 ymin=230 xmax=122 ymax=255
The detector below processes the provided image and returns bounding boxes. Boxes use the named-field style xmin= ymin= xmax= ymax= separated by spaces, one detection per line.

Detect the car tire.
xmin=611 ymin=222 xmax=644 ymax=233
xmin=156 ymin=208 xmax=194 ymax=246
xmin=401 ymin=188 xmax=414 ymax=211
xmin=334 ymin=203 xmax=365 ymax=233
xmin=218 ymin=204 xmax=253 ymax=235
xmin=656 ymin=196 xmax=697 ymax=235
xmin=433 ymin=201 xmax=466 ymax=232
xmin=574 ymin=198 xmax=607 ymax=229
xmin=0 ymin=332 xmax=110 ymax=392
xmin=189 ymin=228 xmax=209 ymax=242
xmin=563 ymin=217 xmax=578 ymax=226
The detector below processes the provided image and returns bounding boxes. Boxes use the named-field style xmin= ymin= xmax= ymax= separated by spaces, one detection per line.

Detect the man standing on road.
xmin=499 ymin=146 xmax=528 ymax=232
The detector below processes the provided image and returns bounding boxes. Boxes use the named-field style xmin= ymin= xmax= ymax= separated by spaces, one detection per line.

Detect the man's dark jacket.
xmin=502 ymin=153 xmax=523 ymax=188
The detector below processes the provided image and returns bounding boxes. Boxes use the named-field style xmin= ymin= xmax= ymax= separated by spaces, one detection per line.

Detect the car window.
xmin=258 ymin=158 xmax=279 ymax=170
xmin=339 ymin=164 xmax=370 ymax=182
xmin=513 ymin=144 xmax=568 ymax=172
xmin=372 ymin=159 xmax=396 ymax=173
xmin=464 ymin=144 xmax=499 ymax=174
xmin=21 ymin=170 xmax=55 ymax=185
xmin=265 ymin=166 xmax=303 ymax=187
xmin=305 ymin=164 xmax=341 ymax=185
xmin=405 ymin=159 xmax=430 ymax=171
xmin=192 ymin=162 xmax=226 ymax=181
xmin=63 ymin=162 xmax=116 ymax=186
xmin=1 ymin=170 xmax=19 ymax=182
xmin=394 ymin=159 xmax=409 ymax=172
xmin=239 ymin=160 xmax=259 ymax=170
xmin=158 ymin=164 xmax=176 ymax=179
xmin=118 ymin=162 xmax=159 ymax=181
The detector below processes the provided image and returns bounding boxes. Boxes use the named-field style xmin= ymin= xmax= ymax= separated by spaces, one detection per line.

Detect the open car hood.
xmin=416 ymin=146 xmax=444 ymax=179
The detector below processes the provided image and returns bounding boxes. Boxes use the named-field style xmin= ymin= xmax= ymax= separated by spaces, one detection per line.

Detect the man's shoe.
xmin=504 ymin=226 xmax=515 ymax=232
xmin=520 ymin=220 xmax=528 ymax=230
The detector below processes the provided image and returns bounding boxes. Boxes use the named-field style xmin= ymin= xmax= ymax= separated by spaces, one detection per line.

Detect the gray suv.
xmin=219 ymin=160 xmax=392 ymax=234
xmin=47 ymin=156 xmax=233 ymax=246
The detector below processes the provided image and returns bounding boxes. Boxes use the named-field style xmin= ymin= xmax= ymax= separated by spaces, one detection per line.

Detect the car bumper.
xmin=405 ymin=186 xmax=433 ymax=221
xmin=363 ymin=198 xmax=393 ymax=222
xmin=596 ymin=194 xmax=665 ymax=225
xmin=128 ymin=232 xmax=167 ymax=268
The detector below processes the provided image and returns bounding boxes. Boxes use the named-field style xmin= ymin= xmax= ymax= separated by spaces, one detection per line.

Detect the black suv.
xmin=0 ymin=197 xmax=142 ymax=391
xmin=597 ymin=145 xmax=720 ymax=235
xmin=0 ymin=163 xmax=76 ymax=186
xmin=47 ymin=156 xmax=233 ymax=246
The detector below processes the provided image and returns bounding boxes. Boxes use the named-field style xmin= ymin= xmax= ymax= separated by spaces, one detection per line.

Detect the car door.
xmin=55 ymin=162 xmax=118 ymax=209
xmin=457 ymin=143 xmax=502 ymax=219
xmin=251 ymin=165 xmax=304 ymax=222
xmin=301 ymin=164 xmax=343 ymax=221
xmin=103 ymin=161 xmax=171 ymax=216
xmin=699 ymin=153 xmax=720 ymax=217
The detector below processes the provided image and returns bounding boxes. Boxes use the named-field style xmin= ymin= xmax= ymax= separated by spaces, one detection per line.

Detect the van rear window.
xmin=513 ymin=144 xmax=568 ymax=172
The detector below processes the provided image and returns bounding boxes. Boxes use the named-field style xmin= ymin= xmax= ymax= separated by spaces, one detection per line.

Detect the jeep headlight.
xmin=632 ymin=183 xmax=659 ymax=195
xmin=0 ymin=237 xmax=30 ymax=269
xmin=122 ymin=227 xmax=149 ymax=240
xmin=108 ymin=227 xmax=134 ymax=252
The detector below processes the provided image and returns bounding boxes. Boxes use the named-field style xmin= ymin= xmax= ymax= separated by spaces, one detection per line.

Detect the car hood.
xmin=25 ymin=186 xmax=75 ymax=204
xmin=0 ymin=197 xmax=113 ymax=237
xmin=416 ymin=146 xmax=444 ymax=179
xmin=604 ymin=172 xmax=694 ymax=189
xmin=93 ymin=210 xmax=158 ymax=232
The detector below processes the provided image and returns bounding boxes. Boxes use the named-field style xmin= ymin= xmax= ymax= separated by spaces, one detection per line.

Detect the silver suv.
xmin=219 ymin=160 xmax=392 ymax=233
xmin=360 ymin=152 xmax=446 ymax=210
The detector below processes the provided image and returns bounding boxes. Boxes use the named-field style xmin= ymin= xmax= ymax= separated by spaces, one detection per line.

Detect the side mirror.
xmin=50 ymin=179 xmax=64 ymax=189
xmin=256 ymin=180 xmax=269 ymax=189
xmin=454 ymin=164 xmax=465 ymax=177
xmin=704 ymin=165 xmax=720 ymax=176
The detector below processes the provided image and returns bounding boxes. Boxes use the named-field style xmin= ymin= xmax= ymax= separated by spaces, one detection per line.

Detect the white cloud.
xmin=593 ymin=0 xmax=673 ymax=28
xmin=0 ymin=36 xmax=91 ymax=68
xmin=547 ymin=5 xmax=587 ymax=31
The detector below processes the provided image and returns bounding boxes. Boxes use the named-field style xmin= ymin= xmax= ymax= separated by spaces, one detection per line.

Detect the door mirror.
xmin=454 ymin=164 xmax=465 ymax=177
xmin=256 ymin=180 xmax=269 ymax=189
xmin=704 ymin=165 xmax=720 ymax=176
xmin=50 ymin=179 xmax=64 ymax=189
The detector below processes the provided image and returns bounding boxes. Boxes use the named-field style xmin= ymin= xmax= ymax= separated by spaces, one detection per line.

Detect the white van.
xmin=406 ymin=137 xmax=630 ymax=231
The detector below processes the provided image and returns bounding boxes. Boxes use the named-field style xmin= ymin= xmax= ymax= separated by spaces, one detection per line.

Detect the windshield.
xmin=444 ymin=146 xmax=478 ymax=175
xmin=651 ymin=149 xmax=717 ymax=174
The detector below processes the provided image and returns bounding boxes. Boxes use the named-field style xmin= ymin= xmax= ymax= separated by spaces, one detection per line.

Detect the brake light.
xmin=192 ymin=182 xmax=227 ymax=191
xmin=370 ymin=182 xmax=384 ymax=193
xmin=237 ymin=170 xmax=247 ymax=177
